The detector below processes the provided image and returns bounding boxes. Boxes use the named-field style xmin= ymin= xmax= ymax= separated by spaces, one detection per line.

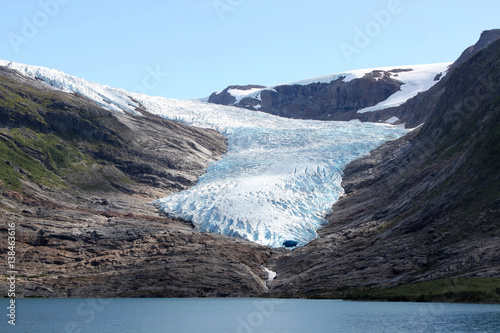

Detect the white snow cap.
xmin=227 ymin=87 xmax=263 ymax=104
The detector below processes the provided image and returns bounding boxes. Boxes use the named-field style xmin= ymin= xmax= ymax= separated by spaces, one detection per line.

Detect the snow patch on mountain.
xmin=356 ymin=63 xmax=450 ymax=113
xmin=385 ymin=116 xmax=400 ymax=124
xmin=227 ymin=87 xmax=263 ymax=103
xmin=264 ymin=267 xmax=277 ymax=281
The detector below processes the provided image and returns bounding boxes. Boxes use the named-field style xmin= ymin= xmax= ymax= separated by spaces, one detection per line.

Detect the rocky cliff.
xmin=268 ymin=37 xmax=500 ymax=302
xmin=0 ymin=67 xmax=274 ymax=297
xmin=208 ymin=70 xmax=404 ymax=121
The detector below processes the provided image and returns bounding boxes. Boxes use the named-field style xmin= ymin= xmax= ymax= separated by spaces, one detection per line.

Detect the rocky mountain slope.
xmin=0 ymin=67 xmax=275 ymax=297
xmin=208 ymin=74 xmax=404 ymax=121
xmin=378 ymin=29 xmax=500 ymax=128
xmin=267 ymin=36 xmax=500 ymax=302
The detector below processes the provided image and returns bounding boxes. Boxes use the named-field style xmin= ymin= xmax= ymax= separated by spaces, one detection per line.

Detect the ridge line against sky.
xmin=1 ymin=0 xmax=499 ymax=100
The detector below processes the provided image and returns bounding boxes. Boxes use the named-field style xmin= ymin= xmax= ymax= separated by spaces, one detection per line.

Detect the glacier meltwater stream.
xmin=142 ymin=98 xmax=410 ymax=248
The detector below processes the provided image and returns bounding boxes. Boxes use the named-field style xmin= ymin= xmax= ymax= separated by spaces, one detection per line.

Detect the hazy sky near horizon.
xmin=1 ymin=0 xmax=499 ymax=99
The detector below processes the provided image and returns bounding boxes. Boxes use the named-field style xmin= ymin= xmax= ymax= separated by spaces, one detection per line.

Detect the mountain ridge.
xmin=267 ymin=35 xmax=500 ymax=302
xmin=207 ymin=63 xmax=450 ymax=126
xmin=207 ymin=30 xmax=500 ymax=129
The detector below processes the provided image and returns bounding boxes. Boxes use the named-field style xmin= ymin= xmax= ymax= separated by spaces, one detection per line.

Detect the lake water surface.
xmin=2 ymin=298 xmax=499 ymax=332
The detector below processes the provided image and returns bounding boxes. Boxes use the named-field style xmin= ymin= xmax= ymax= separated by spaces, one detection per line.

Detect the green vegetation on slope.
xmin=0 ymin=70 xmax=134 ymax=193
xmin=275 ymin=277 xmax=500 ymax=303
xmin=0 ymin=131 xmax=65 ymax=191
xmin=345 ymin=277 xmax=500 ymax=303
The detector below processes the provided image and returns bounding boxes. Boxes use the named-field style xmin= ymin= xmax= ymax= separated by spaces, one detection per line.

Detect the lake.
xmin=2 ymin=298 xmax=499 ymax=332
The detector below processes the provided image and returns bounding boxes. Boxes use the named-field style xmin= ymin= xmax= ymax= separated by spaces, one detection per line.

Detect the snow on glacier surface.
xmin=0 ymin=59 xmax=410 ymax=248
xmin=0 ymin=60 xmax=141 ymax=114
xmin=134 ymin=97 xmax=409 ymax=247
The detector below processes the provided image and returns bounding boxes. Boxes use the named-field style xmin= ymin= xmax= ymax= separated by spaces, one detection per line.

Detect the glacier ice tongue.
xmin=144 ymin=97 xmax=409 ymax=248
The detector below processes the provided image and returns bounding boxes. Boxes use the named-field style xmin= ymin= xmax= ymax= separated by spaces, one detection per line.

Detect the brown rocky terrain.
xmin=0 ymin=67 xmax=276 ymax=297
xmin=0 ymin=188 xmax=274 ymax=297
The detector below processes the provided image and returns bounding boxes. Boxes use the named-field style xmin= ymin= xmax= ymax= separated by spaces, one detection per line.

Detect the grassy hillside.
xmin=0 ymin=67 xmax=226 ymax=194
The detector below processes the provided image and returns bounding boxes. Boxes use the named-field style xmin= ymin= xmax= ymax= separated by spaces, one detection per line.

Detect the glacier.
xmin=147 ymin=101 xmax=409 ymax=247
xmin=1 ymin=59 xmax=411 ymax=247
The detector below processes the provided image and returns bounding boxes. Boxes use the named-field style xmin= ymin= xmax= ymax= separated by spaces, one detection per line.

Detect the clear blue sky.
xmin=1 ymin=0 xmax=499 ymax=99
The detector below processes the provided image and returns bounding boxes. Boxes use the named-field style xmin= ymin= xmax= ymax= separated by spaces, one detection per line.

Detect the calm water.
xmin=1 ymin=298 xmax=499 ymax=332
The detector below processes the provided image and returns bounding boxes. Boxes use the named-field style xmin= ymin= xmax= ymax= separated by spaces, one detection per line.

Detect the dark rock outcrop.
xmin=208 ymin=71 xmax=403 ymax=121
xmin=268 ymin=38 xmax=500 ymax=298
xmin=448 ymin=29 xmax=500 ymax=73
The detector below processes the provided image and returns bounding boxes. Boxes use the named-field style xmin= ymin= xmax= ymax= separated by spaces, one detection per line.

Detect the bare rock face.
xmin=448 ymin=29 xmax=500 ymax=73
xmin=0 ymin=188 xmax=273 ymax=298
xmin=268 ymin=38 xmax=500 ymax=298
xmin=0 ymin=68 xmax=274 ymax=298
xmin=208 ymin=72 xmax=402 ymax=120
